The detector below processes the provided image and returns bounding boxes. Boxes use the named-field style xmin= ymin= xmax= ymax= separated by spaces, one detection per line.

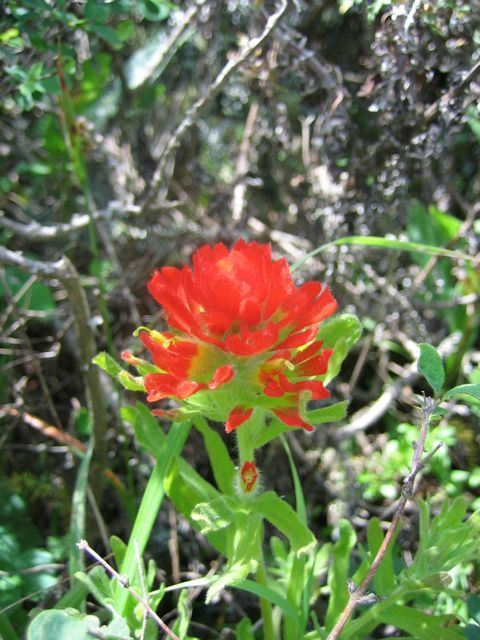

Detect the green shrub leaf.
xmin=418 ymin=343 xmax=445 ymax=395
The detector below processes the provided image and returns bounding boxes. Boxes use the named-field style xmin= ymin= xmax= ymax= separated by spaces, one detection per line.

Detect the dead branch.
xmin=142 ymin=0 xmax=291 ymax=210
xmin=0 ymin=247 xmax=107 ymax=497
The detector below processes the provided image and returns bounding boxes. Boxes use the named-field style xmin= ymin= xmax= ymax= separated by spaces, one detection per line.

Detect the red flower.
xmin=128 ymin=240 xmax=337 ymax=433
xmin=147 ymin=241 xmax=336 ymax=356
xmin=240 ymin=461 xmax=258 ymax=493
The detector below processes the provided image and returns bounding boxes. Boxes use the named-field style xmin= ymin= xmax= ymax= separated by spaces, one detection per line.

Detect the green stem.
xmin=0 ymin=613 xmax=19 ymax=640
xmin=255 ymin=554 xmax=275 ymax=640
xmin=236 ymin=418 xmax=254 ymax=465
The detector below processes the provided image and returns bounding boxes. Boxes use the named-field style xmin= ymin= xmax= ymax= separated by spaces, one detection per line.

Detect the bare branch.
xmin=231 ymin=100 xmax=260 ymax=224
xmin=142 ymin=0 xmax=290 ymax=210
xmin=0 ymin=203 xmax=140 ymax=242
xmin=0 ymin=248 xmax=108 ymax=496
xmin=0 ymin=246 xmax=65 ymax=277
xmin=424 ymin=59 xmax=480 ymax=123
xmin=326 ymin=396 xmax=439 ymax=640
xmin=77 ymin=540 xmax=180 ymax=640
xmin=0 ymin=269 xmax=63 ymax=429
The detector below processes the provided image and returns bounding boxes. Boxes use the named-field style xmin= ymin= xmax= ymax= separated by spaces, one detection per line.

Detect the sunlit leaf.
xmin=418 ymin=343 xmax=445 ymax=395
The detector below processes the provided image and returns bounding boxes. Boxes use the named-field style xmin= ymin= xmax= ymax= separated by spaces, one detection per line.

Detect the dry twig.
xmin=142 ymin=0 xmax=290 ymax=210
xmin=0 ymin=247 xmax=107 ymax=497
xmin=326 ymin=396 xmax=440 ymax=639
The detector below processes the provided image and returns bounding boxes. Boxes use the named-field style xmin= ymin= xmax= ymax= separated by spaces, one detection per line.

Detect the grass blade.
xmin=114 ymin=421 xmax=191 ymax=617
xmin=292 ymin=236 xmax=472 ymax=271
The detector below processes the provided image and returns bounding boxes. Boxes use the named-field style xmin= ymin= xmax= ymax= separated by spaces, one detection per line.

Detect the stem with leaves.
xmin=77 ymin=540 xmax=179 ymax=640
xmin=326 ymin=396 xmax=440 ymax=640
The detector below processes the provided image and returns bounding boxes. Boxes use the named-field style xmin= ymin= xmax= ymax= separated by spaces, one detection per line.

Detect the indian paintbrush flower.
xmin=123 ymin=240 xmax=337 ymax=434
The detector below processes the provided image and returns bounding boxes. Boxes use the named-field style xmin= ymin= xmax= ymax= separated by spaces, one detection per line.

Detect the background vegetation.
xmin=1 ymin=0 xmax=479 ymax=638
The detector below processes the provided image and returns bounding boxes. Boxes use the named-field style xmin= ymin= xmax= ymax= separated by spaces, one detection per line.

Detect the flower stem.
xmin=255 ymin=554 xmax=275 ymax=640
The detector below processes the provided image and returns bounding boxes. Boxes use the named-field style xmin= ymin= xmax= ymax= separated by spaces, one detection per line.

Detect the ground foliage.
xmin=1 ymin=0 xmax=480 ymax=638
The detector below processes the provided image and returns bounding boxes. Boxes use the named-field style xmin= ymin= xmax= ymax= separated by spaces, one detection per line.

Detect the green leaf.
xmin=292 ymin=236 xmax=472 ymax=271
xmin=306 ymin=400 xmax=349 ymax=425
xmin=69 ymin=439 xmax=93 ymax=576
xmin=325 ymin=520 xmax=357 ymax=631
xmin=316 ymin=315 xmax=362 ymax=384
xmin=53 ymin=579 xmax=89 ymax=611
xmin=93 ymin=352 xmax=122 ymax=378
xmin=121 ymin=403 xmax=165 ymax=458
xmin=117 ymin=370 xmax=146 ymax=392
xmin=109 ymin=535 xmax=127 ymax=570
xmin=138 ymin=0 xmax=171 ymax=21
xmin=0 ymin=613 xmax=19 ymax=640
xmin=418 ymin=343 xmax=445 ymax=395
xmin=191 ymin=497 xmax=236 ymax=535
xmin=88 ymin=24 xmax=122 ymax=47
xmin=379 ymin=605 xmax=464 ymax=640
xmin=235 ymin=579 xmax=299 ymax=622
xmin=193 ymin=417 xmax=236 ymax=494
xmin=236 ymin=617 xmax=255 ymax=640
xmin=443 ymin=384 xmax=480 ymax=405
xmin=1 ymin=266 xmax=56 ymax=317
xmin=164 ymin=458 xmax=229 ymax=556
xmin=74 ymin=565 xmax=113 ymax=608
xmin=27 ymin=609 xmax=132 ymax=640
xmin=366 ymin=517 xmax=395 ymax=595
xmin=84 ymin=0 xmax=111 ymax=23
xmin=172 ymin=589 xmax=191 ymax=639
xmin=280 ymin=435 xmax=307 ymax=525
xmin=114 ymin=421 xmax=191 ymax=620
xmin=206 ymin=510 xmax=263 ymax=603
xmin=253 ymin=491 xmax=316 ymax=554
xmin=206 ymin=561 xmax=256 ymax=604
xmin=406 ymin=497 xmax=480 ymax=583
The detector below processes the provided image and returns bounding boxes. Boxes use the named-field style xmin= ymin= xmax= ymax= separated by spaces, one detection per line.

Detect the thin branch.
xmin=0 ymin=269 xmax=63 ymax=429
xmin=326 ymin=397 xmax=440 ymax=640
xmin=0 ymin=248 xmax=108 ymax=497
xmin=404 ymin=0 xmax=422 ymax=33
xmin=424 ymin=59 xmax=480 ymax=123
xmin=77 ymin=540 xmax=180 ymax=640
xmin=142 ymin=0 xmax=290 ymax=210
xmin=0 ymin=203 xmax=141 ymax=241
xmin=0 ymin=246 xmax=65 ymax=277
xmin=231 ymin=100 xmax=260 ymax=224
xmin=127 ymin=1 xmax=202 ymax=90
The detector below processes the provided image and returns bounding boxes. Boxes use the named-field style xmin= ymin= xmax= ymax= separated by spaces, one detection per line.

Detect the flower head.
xmin=124 ymin=240 xmax=337 ymax=432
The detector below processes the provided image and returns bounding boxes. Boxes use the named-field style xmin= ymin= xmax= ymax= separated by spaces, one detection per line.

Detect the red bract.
xmin=148 ymin=240 xmax=336 ymax=356
xmin=240 ymin=461 xmax=258 ymax=493
xmin=128 ymin=240 xmax=337 ymax=433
